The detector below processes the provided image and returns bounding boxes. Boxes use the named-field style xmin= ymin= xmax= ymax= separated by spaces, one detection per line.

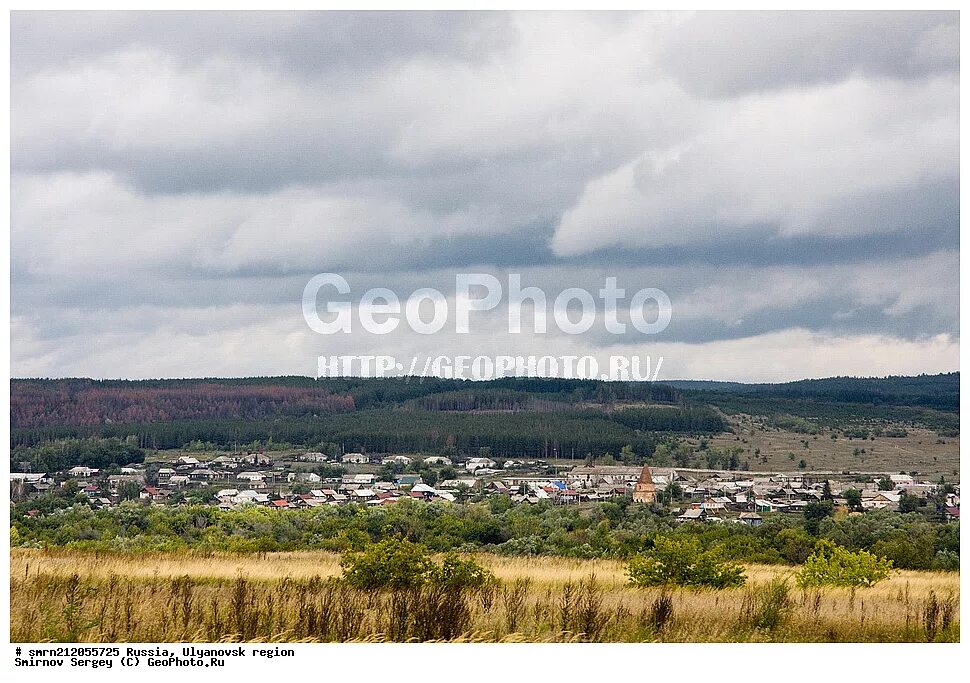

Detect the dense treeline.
xmin=12 ymin=410 xmax=667 ymax=458
xmin=609 ymin=406 xmax=727 ymax=433
xmin=12 ymin=376 xmax=681 ymax=415
xmin=678 ymin=373 xmax=959 ymax=412
xmin=11 ymin=438 xmax=145 ymax=473
xmin=11 ymin=380 xmax=355 ymax=428
xmin=10 ymin=497 xmax=959 ymax=571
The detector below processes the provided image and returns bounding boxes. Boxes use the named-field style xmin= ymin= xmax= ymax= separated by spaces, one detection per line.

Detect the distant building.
xmin=632 ymin=465 xmax=656 ymax=503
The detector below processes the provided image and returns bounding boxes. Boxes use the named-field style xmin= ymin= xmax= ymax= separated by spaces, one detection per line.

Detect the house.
xmin=890 ymin=474 xmax=915 ymax=488
xmin=342 ymin=452 xmax=370 ymax=464
xmin=177 ymin=456 xmax=201 ymax=466
xmin=567 ymin=465 xmax=642 ymax=489
xmin=439 ymin=478 xmax=476 ymax=490
xmin=11 ymin=472 xmax=49 ymax=484
xmin=755 ymin=499 xmax=780 ymax=513
xmin=237 ymin=471 xmax=266 ymax=483
xmin=157 ymin=468 xmax=175 ymax=482
xmin=68 ymin=466 xmax=99 ymax=478
xmin=190 ymin=468 xmax=220 ymax=481
xmin=139 ymin=486 xmax=166 ymax=502
xmin=862 ymin=490 xmax=901 ymax=510
xmin=381 ymin=455 xmax=413 ymax=466
xmin=465 ymin=457 xmax=497 ymax=472
xmin=167 ymin=475 xmax=190 ymax=488
xmin=678 ymin=508 xmax=705 ymax=522
xmin=423 ymin=456 xmax=452 ymax=466
xmin=739 ymin=512 xmax=763 ymax=527
xmin=396 ymin=474 xmax=423 ymax=487
xmin=107 ymin=474 xmax=146 ymax=493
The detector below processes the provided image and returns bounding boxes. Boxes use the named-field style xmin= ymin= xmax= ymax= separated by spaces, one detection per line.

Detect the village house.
xmin=424 ymin=456 xmax=452 ymax=466
xmin=381 ymin=455 xmax=413 ymax=466
xmin=465 ymin=457 xmax=497 ymax=472
xmin=342 ymin=452 xmax=370 ymax=464
xmin=739 ymin=512 xmax=763 ymax=527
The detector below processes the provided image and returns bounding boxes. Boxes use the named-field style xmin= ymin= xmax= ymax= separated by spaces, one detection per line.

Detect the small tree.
xmin=795 ymin=540 xmax=893 ymax=588
xmin=628 ymin=536 xmax=745 ymax=589
xmin=898 ymin=492 xmax=920 ymax=513
xmin=341 ymin=538 xmax=494 ymax=591
xmin=803 ymin=500 xmax=833 ymax=535
xmin=341 ymin=538 xmax=437 ymax=589
xmin=844 ymin=488 xmax=863 ymax=512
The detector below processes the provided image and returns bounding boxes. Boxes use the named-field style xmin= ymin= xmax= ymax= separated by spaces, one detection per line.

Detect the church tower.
xmin=632 ymin=464 xmax=656 ymax=503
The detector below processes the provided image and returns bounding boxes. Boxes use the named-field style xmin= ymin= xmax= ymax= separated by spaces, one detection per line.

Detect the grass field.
xmin=10 ymin=549 xmax=959 ymax=643
xmin=707 ymin=420 xmax=959 ymax=479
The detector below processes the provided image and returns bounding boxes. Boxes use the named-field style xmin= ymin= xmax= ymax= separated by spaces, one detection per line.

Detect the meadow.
xmin=10 ymin=549 xmax=959 ymax=643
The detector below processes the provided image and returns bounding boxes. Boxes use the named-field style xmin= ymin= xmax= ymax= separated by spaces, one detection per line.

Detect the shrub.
xmin=433 ymin=552 xmax=494 ymax=589
xmin=340 ymin=538 xmax=494 ymax=591
xmin=795 ymin=540 xmax=893 ymax=588
xmin=340 ymin=538 xmax=437 ymax=589
xmin=627 ymin=536 xmax=745 ymax=589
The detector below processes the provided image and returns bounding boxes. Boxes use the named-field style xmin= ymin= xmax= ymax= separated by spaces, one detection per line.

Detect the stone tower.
xmin=632 ymin=464 xmax=656 ymax=503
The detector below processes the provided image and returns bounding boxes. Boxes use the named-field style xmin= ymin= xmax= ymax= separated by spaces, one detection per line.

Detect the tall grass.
xmin=10 ymin=549 xmax=959 ymax=643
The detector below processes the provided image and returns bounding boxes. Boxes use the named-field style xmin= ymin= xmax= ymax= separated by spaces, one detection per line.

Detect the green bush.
xmin=627 ymin=536 xmax=745 ymax=589
xmin=340 ymin=538 xmax=437 ymax=589
xmin=434 ymin=552 xmax=494 ymax=589
xmin=340 ymin=538 xmax=494 ymax=590
xmin=795 ymin=540 xmax=893 ymax=588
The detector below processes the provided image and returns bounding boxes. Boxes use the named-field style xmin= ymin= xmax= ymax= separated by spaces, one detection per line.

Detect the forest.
xmin=9 ymin=374 xmax=959 ymax=456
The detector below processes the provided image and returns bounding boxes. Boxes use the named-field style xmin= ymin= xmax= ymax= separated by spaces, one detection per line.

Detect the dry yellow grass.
xmin=10 ymin=549 xmax=959 ymax=643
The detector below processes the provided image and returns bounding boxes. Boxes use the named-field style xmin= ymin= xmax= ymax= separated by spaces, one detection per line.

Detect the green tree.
xmin=117 ymin=480 xmax=142 ymax=501
xmin=898 ymin=493 xmax=920 ymax=514
xmin=803 ymin=500 xmax=833 ymax=535
xmin=796 ymin=540 xmax=893 ymax=588
xmin=627 ymin=536 xmax=745 ymax=589
xmin=844 ymin=489 xmax=863 ymax=512
xmin=341 ymin=538 xmax=437 ymax=589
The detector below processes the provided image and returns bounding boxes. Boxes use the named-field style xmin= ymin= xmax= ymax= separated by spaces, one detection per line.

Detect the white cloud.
xmin=552 ymin=75 xmax=958 ymax=255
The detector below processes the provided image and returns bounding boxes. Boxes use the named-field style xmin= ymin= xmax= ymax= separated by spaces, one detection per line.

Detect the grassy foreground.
xmin=11 ymin=548 xmax=959 ymax=643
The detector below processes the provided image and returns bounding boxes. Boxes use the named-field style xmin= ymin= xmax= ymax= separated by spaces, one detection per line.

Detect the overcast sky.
xmin=10 ymin=11 xmax=960 ymax=382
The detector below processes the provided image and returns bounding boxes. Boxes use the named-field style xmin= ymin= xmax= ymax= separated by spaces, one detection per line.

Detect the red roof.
xmin=271 ymin=499 xmax=290 ymax=507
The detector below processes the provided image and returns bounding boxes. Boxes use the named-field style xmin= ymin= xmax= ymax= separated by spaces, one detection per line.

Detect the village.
xmin=10 ymin=449 xmax=961 ymax=524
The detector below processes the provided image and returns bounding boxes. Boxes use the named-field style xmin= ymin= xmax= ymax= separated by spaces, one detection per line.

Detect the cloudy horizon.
xmin=10 ymin=10 xmax=960 ymax=383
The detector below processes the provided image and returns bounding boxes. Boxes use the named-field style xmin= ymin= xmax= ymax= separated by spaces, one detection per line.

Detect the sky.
xmin=9 ymin=10 xmax=960 ymax=382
